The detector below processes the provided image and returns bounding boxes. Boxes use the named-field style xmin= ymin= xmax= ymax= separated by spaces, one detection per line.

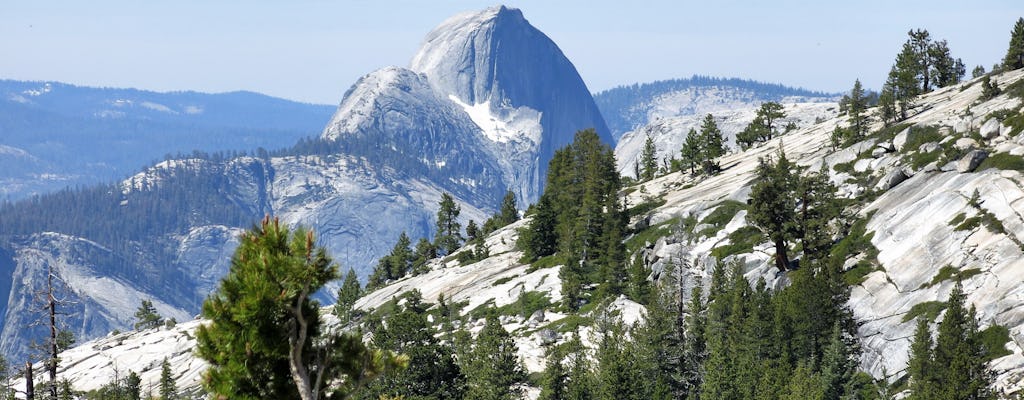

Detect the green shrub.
xmin=977 ymin=153 xmax=1024 ymax=171
xmin=625 ymin=217 xmax=678 ymax=252
xmin=843 ymin=261 xmax=878 ymax=286
xmin=527 ymin=253 xmax=568 ymax=272
xmin=955 ymin=216 xmax=983 ymax=231
xmin=627 ymin=197 xmax=667 ymax=218
xmin=978 ymin=325 xmax=1013 ymax=361
xmin=697 ymin=200 xmax=747 ymax=237
xmin=492 ymin=276 xmax=515 ymax=287
xmin=948 ymin=212 xmax=967 ymax=226
xmin=710 ymin=226 xmax=765 ymax=260
xmin=902 ymin=301 xmax=948 ymax=323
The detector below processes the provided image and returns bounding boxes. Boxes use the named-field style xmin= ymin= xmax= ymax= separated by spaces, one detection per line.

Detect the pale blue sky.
xmin=2 ymin=1 xmax=1020 ymax=104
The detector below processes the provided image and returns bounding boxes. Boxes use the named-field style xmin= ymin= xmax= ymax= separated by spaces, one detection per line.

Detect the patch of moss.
xmin=977 ymin=153 xmax=1024 ymax=171
xmin=978 ymin=325 xmax=1013 ymax=361
xmin=492 ymin=276 xmax=515 ymax=287
xmin=710 ymin=226 xmax=765 ymax=260
xmin=902 ymin=301 xmax=948 ymax=323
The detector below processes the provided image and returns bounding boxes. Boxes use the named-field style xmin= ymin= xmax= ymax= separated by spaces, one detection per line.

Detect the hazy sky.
xmin=2 ymin=1 xmax=1020 ymax=104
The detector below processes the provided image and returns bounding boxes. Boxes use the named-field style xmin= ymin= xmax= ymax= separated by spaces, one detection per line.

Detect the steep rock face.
xmin=615 ymin=100 xmax=836 ymax=176
xmin=410 ymin=5 xmax=611 ymax=202
xmin=0 ymin=233 xmax=192 ymax=362
xmin=320 ymin=67 xmax=506 ymax=206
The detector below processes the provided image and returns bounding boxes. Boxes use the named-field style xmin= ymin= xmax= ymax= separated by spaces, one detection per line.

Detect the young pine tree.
xmin=159 ymin=357 xmax=177 ymax=400
xmin=464 ymin=316 xmax=526 ymax=400
xmin=699 ymin=114 xmax=726 ymax=174
xmin=334 ymin=268 xmax=362 ymax=323
xmin=640 ymin=134 xmax=659 ymax=181
xmin=680 ymin=128 xmax=701 ymax=175
xmin=847 ymin=79 xmax=868 ymax=139
xmin=1003 ymin=17 xmax=1024 ymax=70
xmin=749 ymin=149 xmax=799 ymax=272
xmin=133 ymin=300 xmax=162 ymax=330
xmin=435 ymin=193 xmax=463 ymax=255
xmin=196 ymin=217 xmax=405 ymax=400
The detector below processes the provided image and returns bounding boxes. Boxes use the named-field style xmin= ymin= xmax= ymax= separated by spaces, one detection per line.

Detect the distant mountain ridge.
xmin=0 ymin=5 xmax=611 ymax=363
xmin=595 ymin=75 xmax=839 ymax=141
xmin=0 ymin=80 xmax=335 ymax=201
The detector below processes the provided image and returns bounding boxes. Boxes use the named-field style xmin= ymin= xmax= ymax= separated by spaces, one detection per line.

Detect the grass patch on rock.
xmin=977 ymin=153 xmax=1024 ymax=171
xmin=902 ymin=301 xmax=948 ymax=323
xmin=710 ymin=226 xmax=765 ymax=260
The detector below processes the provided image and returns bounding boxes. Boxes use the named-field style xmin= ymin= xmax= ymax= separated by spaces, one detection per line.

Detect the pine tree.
xmin=878 ymin=71 xmax=898 ymax=125
xmin=699 ymin=114 xmax=726 ymax=174
xmin=497 ymin=190 xmax=519 ymax=227
xmin=893 ymin=42 xmax=921 ymax=120
xmin=464 ymin=316 xmax=525 ymax=400
xmin=680 ymin=128 xmax=701 ymax=174
xmin=907 ymin=318 xmax=934 ymax=400
xmin=749 ymin=149 xmax=799 ymax=272
xmin=683 ymin=284 xmax=707 ymax=396
xmin=981 ymin=75 xmax=1002 ymax=100
xmin=908 ymin=29 xmax=933 ymax=91
xmin=538 ymin=345 xmax=568 ymax=400
xmin=125 ymin=371 xmax=141 ymax=400
xmin=196 ymin=217 xmax=405 ymax=400
xmin=466 ymin=220 xmax=480 ymax=243
xmin=781 ymin=361 xmax=825 ymax=400
xmin=435 ymin=193 xmax=463 ymax=255
xmin=334 ymin=268 xmax=361 ymax=323
xmin=929 ymin=40 xmax=962 ymax=88
xmin=519 ymin=194 xmax=558 ymax=261
xmin=133 ymin=300 xmax=162 ymax=330
xmin=972 ymin=65 xmax=986 ymax=78
xmin=932 ymin=281 xmax=996 ymax=400
xmin=1004 ymin=17 xmax=1024 ymax=70
xmin=640 ymin=134 xmax=658 ymax=181
xmin=847 ymin=79 xmax=868 ymax=139
xmin=593 ymin=314 xmax=645 ymax=400
xmin=362 ymin=298 xmax=465 ymax=400
xmin=563 ymin=334 xmax=593 ymax=400
xmin=412 ymin=237 xmax=437 ymax=275
xmin=158 ymin=358 xmax=177 ymax=400
xmin=756 ymin=102 xmax=786 ymax=138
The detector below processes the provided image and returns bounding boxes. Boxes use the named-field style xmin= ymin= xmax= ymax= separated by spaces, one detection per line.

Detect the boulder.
xmin=1001 ymin=123 xmax=1013 ymax=137
xmin=954 ymin=117 xmax=971 ymax=134
xmin=871 ymin=146 xmax=888 ymax=158
xmin=980 ymin=118 xmax=1001 ymax=139
xmin=956 ymin=150 xmax=989 ymax=173
xmin=893 ymin=127 xmax=912 ymax=152
xmin=854 ymin=159 xmax=873 ymax=173
xmin=875 ymin=168 xmax=908 ymax=191
xmin=529 ymin=309 xmax=545 ymax=323
xmin=919 ymin=142 xmax=941 ymax=153
xmin=954 ymin=137 xmax=979 ymax=150
xmin=537 ymin=329 xmax=560 ymax=346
